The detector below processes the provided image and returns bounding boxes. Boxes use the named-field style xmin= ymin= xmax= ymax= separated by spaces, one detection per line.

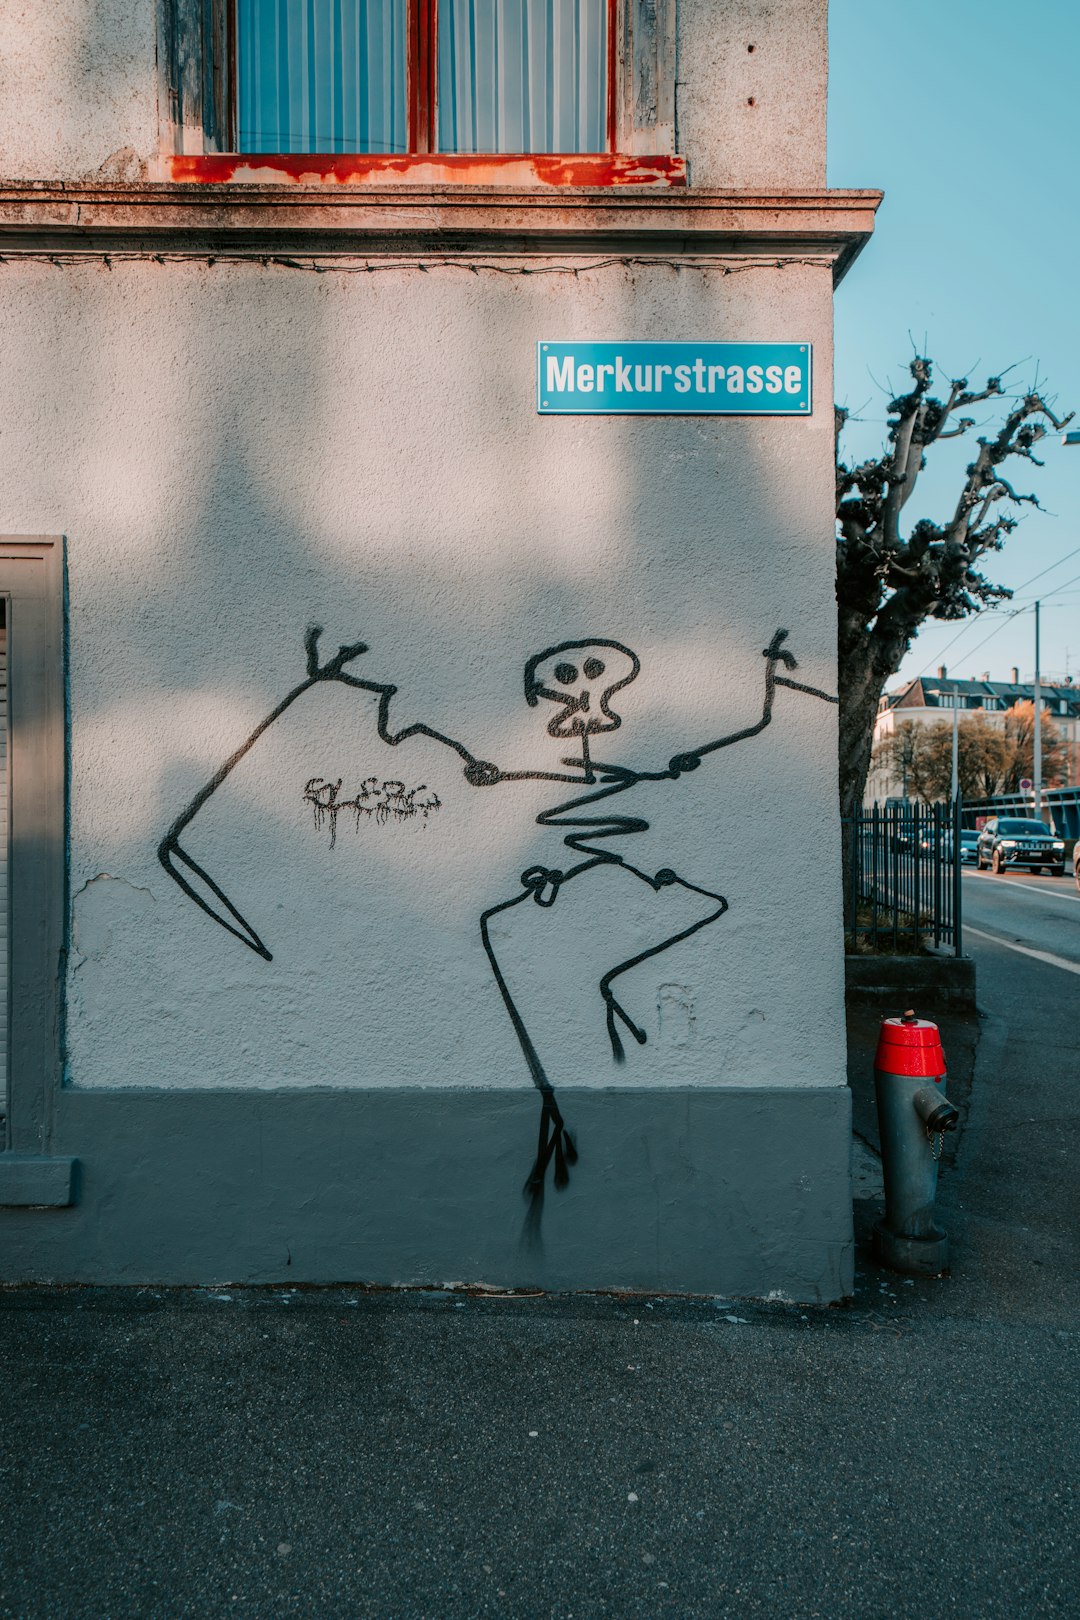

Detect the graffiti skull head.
xmin=523 ymin=639 xmax=641 ymax=738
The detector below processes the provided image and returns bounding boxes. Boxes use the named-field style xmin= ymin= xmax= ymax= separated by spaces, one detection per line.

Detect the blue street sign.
xmin=537 ymin=341 xmax=812 ymax=416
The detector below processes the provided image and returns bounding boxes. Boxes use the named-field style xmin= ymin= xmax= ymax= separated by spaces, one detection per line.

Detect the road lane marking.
xmin=965 ymin=924 xmax=1080 ymax=976
xmin=962 ymin=871 xmax=1080 ymax=906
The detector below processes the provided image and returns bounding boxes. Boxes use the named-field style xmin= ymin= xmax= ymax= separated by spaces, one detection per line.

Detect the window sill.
xmin=169 ymin=152 xmax=687 ymax=188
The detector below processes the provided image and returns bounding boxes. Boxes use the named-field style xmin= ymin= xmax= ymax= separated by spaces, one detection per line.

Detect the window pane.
xmin=236 ymin=0 xmax=407 ymax=154
xmin=438 ymin=0 xmax=608 ymax=153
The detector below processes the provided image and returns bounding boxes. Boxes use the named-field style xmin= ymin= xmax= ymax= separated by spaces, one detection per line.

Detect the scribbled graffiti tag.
xmin=304 ymin=776 xmax=442 ymax=846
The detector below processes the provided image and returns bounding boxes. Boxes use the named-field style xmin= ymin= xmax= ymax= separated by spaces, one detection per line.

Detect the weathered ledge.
xmin=0 ymin=184 xmax=881 ymax=282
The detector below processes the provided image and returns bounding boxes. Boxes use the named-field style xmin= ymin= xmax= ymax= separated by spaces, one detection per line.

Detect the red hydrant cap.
xmin=874 ymin=1011 xmax=947 ymax=1079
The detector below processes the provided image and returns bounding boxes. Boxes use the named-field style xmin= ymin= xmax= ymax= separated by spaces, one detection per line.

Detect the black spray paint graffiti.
xmin=304 ymin=776 xmax=442 ymax=846
xmin=159 ymin=625 xmax=836 ymax=1216
xmin=158 ymin=627 xmax=476 ymax=961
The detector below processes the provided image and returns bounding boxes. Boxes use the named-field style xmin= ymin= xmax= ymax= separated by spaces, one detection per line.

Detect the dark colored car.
xmin=958 ymin=830 xmax=980 ymax=866
xmin=976 ymin=816 xmax=1066 ymax=876
xmin=1074 ymin=841 xmax=1080 ymax=894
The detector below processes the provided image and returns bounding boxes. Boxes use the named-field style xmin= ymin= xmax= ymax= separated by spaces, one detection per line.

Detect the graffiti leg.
xmin=481 ymin=856 xmax=728 ymax=1211
xmin=597 ymin=868 xmax=730 ymax=1063
xmin=480 ymin=884 xmax=579 ymax=1235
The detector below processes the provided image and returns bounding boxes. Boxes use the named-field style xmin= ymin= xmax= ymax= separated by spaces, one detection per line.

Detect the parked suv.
xmin=976 ymin=816 xmax=1065 ymax=876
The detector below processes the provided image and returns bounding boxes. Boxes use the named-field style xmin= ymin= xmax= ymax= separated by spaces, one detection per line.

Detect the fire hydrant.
xmin=873 ymin=1010 xmax=959 ymax=1276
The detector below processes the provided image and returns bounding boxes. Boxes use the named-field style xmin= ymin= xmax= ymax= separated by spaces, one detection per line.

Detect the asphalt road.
xmin=1 ymin=881 xmax=1076 ymax=1619
xmin=961 ymin=862 xmax=1080 ymax=972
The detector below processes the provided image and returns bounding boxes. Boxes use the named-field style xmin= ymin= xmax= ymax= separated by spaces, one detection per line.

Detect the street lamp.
xmin=1054 ymin=430 xmax=1080 ymax=805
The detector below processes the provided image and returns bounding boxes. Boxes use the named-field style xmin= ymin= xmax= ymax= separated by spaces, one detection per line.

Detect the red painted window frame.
xmin=224 ymin=0 xmax=618 ymax=157
xmin=175 ymin=0 xmax=686 ymax=186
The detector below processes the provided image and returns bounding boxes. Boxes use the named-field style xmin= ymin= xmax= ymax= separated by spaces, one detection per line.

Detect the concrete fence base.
xmin=845 ymin=953 xmax=977 ymax=1012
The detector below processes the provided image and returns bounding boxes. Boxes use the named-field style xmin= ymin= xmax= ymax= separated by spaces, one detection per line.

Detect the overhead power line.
xmin=906 ymin=543 xmax=1080 ymax=684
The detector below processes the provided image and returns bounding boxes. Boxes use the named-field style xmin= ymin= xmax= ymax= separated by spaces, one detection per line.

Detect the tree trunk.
xmin=836 ymin=622 xmax=908 ymax=925
xmin=838 ymin=654 xmax=885 ymax=824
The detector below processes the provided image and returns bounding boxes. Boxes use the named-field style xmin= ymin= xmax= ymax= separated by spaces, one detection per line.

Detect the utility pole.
xmin=951 ymin=695 xmax=959 ymax=799
xmin=1033 ymin=600 xmax=1042 ymax=819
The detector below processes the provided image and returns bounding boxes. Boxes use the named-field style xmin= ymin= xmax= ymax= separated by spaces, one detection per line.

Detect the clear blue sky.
xmin=828 ymin=0 xmax=1080 ymax=689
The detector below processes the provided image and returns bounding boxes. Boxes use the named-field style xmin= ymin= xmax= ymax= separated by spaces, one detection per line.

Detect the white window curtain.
xmin=236 ymin=0 xmax=407 ymax=153
xmin=437 ymin=0 xmax=608 ymax=153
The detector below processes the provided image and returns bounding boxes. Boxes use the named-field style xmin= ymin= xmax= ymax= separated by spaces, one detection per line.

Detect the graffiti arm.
xmin=666 ymin=628 xmax=837 ymax=777
xmin=158 ymin=836 xmax=274 ymax=959
xmin=158 ymin=628 xmax=384 ymax=958
xmin=155 ymin=668 xmax=329 ymax=960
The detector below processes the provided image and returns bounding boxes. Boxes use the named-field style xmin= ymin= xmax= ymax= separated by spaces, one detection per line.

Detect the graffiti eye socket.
xmin=582 ymin=657 xmax=605 ymax=680
xmin=554 ymin=662 xmax=578 ymax=686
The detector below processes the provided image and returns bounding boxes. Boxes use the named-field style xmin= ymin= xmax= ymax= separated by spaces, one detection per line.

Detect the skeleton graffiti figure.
xmin=159 ymin=624 xmax=836 ymax=1212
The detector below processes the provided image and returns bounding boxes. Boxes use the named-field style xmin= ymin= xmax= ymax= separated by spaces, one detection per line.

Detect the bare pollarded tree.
xmin=836 ymin=358 xmax=1072 ymax=825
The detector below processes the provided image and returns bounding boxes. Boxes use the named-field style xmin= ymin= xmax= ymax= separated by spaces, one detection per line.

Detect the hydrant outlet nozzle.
xmin=912 ymin=1087 xmax=959 ymax=1133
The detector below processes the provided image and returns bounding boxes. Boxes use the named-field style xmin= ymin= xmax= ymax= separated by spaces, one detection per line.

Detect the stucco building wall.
xmin=0 ymin=0 xmax=828 ymax=183
xmin=678 ymin=0 xmax=828 ymax=189
xmin=0 ymin=254 xmax=841 ymax=1095
xmin=0 ymin=0 xmax=867 ymax=1297
xmin=0 ymin=0 xmax=159 ymax=181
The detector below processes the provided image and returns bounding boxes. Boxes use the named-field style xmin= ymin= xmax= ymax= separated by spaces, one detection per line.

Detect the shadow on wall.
xmin=0 ymin=1 xmax=157 ymax=180
xmin=158 ymin=612 xmax=836 ymax=1215
xmin=17 ymin=253 xmax=842 ymax=1225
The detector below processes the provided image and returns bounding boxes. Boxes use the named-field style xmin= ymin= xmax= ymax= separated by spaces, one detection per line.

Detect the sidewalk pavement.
xmin=1 ymin=939 xmax=1076 ymax=1620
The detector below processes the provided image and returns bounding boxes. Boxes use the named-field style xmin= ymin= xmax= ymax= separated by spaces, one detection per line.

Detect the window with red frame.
xmin=232 ymin=0 xmax=615 ymax=157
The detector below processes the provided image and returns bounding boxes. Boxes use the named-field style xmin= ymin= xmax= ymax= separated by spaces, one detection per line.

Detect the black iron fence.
xmin=844 ymin=798 xmax=963 ymax=956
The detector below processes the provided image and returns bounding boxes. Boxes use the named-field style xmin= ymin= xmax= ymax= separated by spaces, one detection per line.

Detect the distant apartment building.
xmin=868 ymin=665 xmax=1080 ymax=802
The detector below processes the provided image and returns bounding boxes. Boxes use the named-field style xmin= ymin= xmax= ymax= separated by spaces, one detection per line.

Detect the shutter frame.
xmin=0 ymin=537 xmax=67 ymax=1193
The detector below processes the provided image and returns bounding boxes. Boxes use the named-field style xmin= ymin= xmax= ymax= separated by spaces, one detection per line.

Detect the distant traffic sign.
xmin=1019 ymin=778 xmax=1033 ymax=791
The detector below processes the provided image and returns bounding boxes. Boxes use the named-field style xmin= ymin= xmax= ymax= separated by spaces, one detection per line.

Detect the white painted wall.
xmin=0 ymin=0 xmax=158 ymax=180
xmin=0 ymin=0 xmax=843 ymax=1104
xmin=0 ymin=254 xmax=843 ymax=1094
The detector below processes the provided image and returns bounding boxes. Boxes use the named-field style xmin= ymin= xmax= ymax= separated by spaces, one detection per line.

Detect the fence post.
xmin=953 ymin=791 xmax=963 ymax=958
xmin=870 ymin=803 xmax=879 ymax=949
xmin=932 ymin=802 xmax=942 ymax=950
xmin=919 ymin=803 xmax=926 ymax=952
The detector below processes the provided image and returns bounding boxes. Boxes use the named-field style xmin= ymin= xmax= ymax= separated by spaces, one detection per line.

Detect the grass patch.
xmin=845 ymin=901 xmax=934 ymax=956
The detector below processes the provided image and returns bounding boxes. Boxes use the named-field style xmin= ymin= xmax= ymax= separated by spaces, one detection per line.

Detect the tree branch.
xmin=835 ymin=356 xmax=1073 ymax=824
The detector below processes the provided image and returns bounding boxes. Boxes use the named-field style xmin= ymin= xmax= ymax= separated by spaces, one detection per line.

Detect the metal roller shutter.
xmin=0 ymin=603 xmax=7 ymax=1133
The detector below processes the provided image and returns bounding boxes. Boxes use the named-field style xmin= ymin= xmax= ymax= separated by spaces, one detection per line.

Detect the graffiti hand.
xmin=668 ymin=752 xmax=701 ymax=777
xmin=464 ymin=759 xmax=501 ymax=787
xmin=764 ymin=628 xmax=797 ymax=670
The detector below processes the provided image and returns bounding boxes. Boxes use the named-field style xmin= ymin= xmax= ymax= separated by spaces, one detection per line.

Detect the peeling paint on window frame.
xmin=159 ymin=0 xmax=680 ymax=186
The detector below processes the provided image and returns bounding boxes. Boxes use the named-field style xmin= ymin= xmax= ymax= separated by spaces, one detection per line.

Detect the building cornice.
xmin=0 ymin=183 xmax=881 ymax=284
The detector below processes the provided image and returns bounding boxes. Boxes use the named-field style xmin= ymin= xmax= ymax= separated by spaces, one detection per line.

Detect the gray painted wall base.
xmin=0 ymin=1087 xmax=853 ymax=1300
